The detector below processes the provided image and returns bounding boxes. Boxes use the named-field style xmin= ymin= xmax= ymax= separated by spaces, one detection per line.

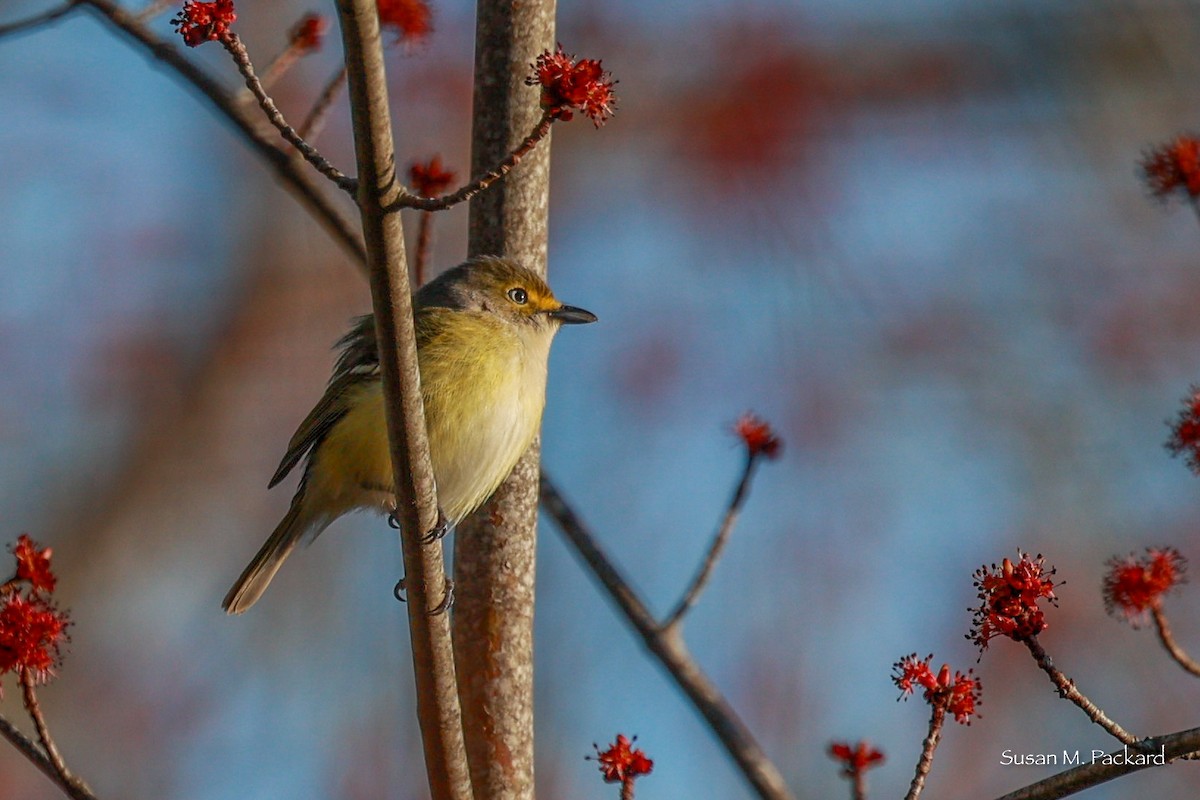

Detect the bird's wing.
xmin=268 ymin=315 xmax=378 ymax=489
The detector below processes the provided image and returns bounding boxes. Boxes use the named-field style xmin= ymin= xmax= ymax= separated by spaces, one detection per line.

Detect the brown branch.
xmin=333 ymin=2 xmax=471 ymax=799
xmin=0 ymin=2 xmax=78 ymax=38
xmin=298 ymin=65 xmax=348 ymax=141
xmin=539 ymin=473 xmax=795 ymax=800
xmin=0 ymin=714 xmax=96 ymax=800
xmin=220 ymin=33 xmax=357 ymax=193
xmin=132 ymin=0 xmax=172 ymax=23
xmin=447 ymin=4 xmax=555 ymax=796
xmin=902 ymin=704 xmax=945 ymax=800
xmin=1023 ymin=637 xmax=1137 ymax=745
xmin=395 ymin=112 xmax=555 ymax=212
xmin=77 ymin=0 xmax=366 ymax=266
xmin=19 ymin=671 xmax=93 ymax=800
xmin=993 ymin=726 xmax=1200 ymax=800
xmin=1151 ymin=605 xmax=1200 ymax=677
xmin=663 ymin=454 xmax=760 ymax=631
xmin=413 ymin=210 xmax=434 ymax=287
xmin=851 ymin=770 xmax=866 ymax=800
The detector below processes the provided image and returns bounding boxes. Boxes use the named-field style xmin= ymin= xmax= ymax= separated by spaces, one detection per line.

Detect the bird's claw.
xmin=393 ymin=576 xmax=406 ymax=603
xmin=420 ymin=509 xmax=451 ymax=544
xmin=429 ymin=579 xmax=454 ymax=616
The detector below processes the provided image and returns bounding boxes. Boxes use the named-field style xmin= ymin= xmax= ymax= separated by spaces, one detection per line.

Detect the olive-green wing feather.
xmin=268 ymin=315 xmax=380 ymax=489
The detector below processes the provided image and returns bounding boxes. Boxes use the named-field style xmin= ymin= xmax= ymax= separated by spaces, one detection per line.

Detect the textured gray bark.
xmin=453 ymin=0 xmax=556 ymax=797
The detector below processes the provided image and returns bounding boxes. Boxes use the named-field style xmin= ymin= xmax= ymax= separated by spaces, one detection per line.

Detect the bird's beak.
xmin=548 ymin=304 xmax=597 ymax=325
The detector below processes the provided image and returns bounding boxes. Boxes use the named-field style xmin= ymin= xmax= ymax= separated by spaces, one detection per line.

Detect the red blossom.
xmin=1167 ymin=387 xmax=1200 ymax=474
xmin=376 ymin=0 xmax=432 ymax=44
xmin=0 ymin=592 xmax=69 ymax=683
xmin=734 ymin=412 xmax=782 ymax=460
xmin=591 ymin=734 xmax=653 ymax=786
xmin=526 ymin=44 xmax=617 ymax=126
xmin=969 ymin=552 xmax=1057 ymax=650
xmin=944 ymin=666 xmax=982 ymax=725
xmin=892 ymin=653 xmax=937 ymax=696
xmin=1103 ymin=547 xmax=1186 ymax=626
xmin=409 ymin=156 xmax=456 ymax=197
xmin=289 ymin=13 xmax=327 ymax=53
xmin=828 ymin=740 xmax=885 ymax=778
xmin=171 ymin=0 xmax=236 ymax=47
xmin=893 ymin=654 xmax=981 ymax=724
xmin=1140 ymin=135 xmax=1200 ymax=201
xmin=10 ymin=535 xmax=55 ymax=594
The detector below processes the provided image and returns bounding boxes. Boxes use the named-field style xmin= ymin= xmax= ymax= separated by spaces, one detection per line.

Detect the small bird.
xmin=223 ymin=256 xmax=596 ymax=614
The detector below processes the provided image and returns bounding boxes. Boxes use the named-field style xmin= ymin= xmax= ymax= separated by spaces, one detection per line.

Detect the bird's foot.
xmin=420 ymin=508 xmax=451 ymax=544
xmin=391 ymin=575 xmax=454 ymax=616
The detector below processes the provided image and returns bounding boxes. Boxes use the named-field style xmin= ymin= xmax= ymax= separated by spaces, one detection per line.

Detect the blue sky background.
xmin=4 ymin=0 xmax=1200 ymax=798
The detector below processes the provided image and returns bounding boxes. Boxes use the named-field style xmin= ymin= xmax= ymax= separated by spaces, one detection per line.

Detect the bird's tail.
xmin=222 ymin=501 xmax=313 ymax=615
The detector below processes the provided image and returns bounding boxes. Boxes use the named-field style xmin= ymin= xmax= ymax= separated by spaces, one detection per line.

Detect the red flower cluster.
xmin=171 ymin=0 xmax=236 ymax=47
xmin=1103 ymin=547 xmax=1186 ymax=626
xmin=376 ymin=0 xmax=432 ymax=44
xmin=828 ymin=740 xmax=885 ymax=778
xmin=892 ymin=654 xmax=981 ymax=725
xmin=969 ymin=552 xmax=1057 ymax=650
xmin=0 ymin=594 xmax=69 ymax=682
xmin=11 ymin=535 xmax=55 ymax=594
xmin=734 ymin=412 xmax=782 ymax=460
xmin=409 ymin=156 xmax=456 ymax=198
xmin=0 ymin=535 xmax=68 ymax=685
xmin=1141 ymin=135 xmax=1200 ymax=201
xmin=1167 ymin=386 xmax=1200 ymax=474
xmin=526 ymin=45 xmax=617 ymax=126
xmin=289 ymin=13 xmax=327 ymax=53
xmin=591 ymin=734 xmax=653 ymax=786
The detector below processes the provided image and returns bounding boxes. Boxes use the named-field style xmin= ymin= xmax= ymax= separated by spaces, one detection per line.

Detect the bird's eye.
xmin=507 ymin=287 xmax=528 ymax=305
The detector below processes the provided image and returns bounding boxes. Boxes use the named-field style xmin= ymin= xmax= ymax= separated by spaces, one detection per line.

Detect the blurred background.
xmin=4 ymin=0 xmax=1200 ymax=797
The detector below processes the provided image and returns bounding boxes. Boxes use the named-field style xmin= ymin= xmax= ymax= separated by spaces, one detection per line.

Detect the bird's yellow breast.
xmin=305 ymin=310 xmax=552 ymax=524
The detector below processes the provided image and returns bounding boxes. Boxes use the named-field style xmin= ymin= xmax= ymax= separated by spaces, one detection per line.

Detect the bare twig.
xmin=1151 ymin=605 xmax=1200 ymax=677
xmin=903 ymin=704 xmax=945 ymax=800
xmin=19 ymin=671 xmax=92 ymax=800
xmin=298 ymin=65 xmax=348 ymax=141
xmin=663 ymin=454 xmax=760 ymax=631
xmin=333 ymin=1 xmax=471 ymax=798
xmin=993 ymin=726 xmax=1200 ymax=800
xmin=1023 ymin=637 xmax=1137 ymax=745
xmin=0 ymin=714 xmax=96 ymax=800
xmin=0 ymin=2 xmax=77 ymax=38
xmin=220 ymin=33 xmax=356 ymax=193
xmin=413 ymin=210 xmax=433 ymax=286
xmin=77 ymin=0 xmax=366 ymax=266
xmin=132 ymin=0 xmax=172 ymax=23
xmin=395 ymin=112 xmax=555 ymax=212
xmin=851 ymin=770 xmax=866 ymax=800
xmin=540 ymin=473 xmax=795 ymax=800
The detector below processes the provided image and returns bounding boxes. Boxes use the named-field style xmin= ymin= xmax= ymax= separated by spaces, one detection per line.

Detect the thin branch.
xmin=77 ymin=0 xmax=366 ymax=266
xmin=540 ymin=473 xmax=795 ymax=800
xmin=132 ymin=0 xmax=172 ymax=23
xmin=1151 ymin=605 xmax=1200 ymax=677
xmin=993 ymin=726 xmax=1200 ymax=800
xmin=298 ymin=65 xmax=348 ymax=141
xmin=19 ymin=671 xmax=93 ymax=800
xmin=413 ymin=210 xmax=433 ymax=287
xmin=220 ymin=33 xmax=356 ymax=193
xmin=902 ymin=704 xmax=945 ymax=800
xmin=0 ymin=2 xmax=77 ymax=38
xmin=0 ymin=714 xmax=96 ymax=800
xmin=663 ymin=454 xmax=759 ymax=631
xmin=1023 ymin=637 xmax=1137 ymax=745
xmin=851 ymin=770 xmax=866 ymax=800
xmin=333 ymin=1 xmax=471 ymax=799
xmin=395 ymin=112 xmax=555 ymax=212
